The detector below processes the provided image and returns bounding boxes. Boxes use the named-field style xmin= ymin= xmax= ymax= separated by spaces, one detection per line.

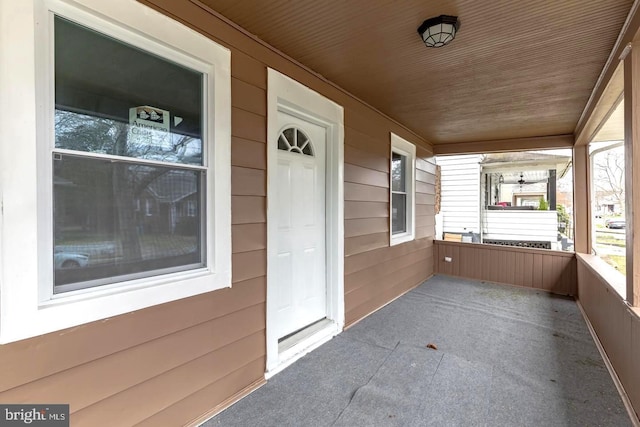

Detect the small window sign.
xmin=129 ymin=105 xmax=170 ymax=131
xmin=128 ymin=105 xmax=171 ymax=149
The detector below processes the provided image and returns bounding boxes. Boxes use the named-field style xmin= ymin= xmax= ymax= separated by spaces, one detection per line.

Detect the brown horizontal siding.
xmin=416 ymin=193 xmax=435 ymax=205
xmin=345 ymin=232 xmax=389 ymax=257
xmin=232 ymin=223 xmax=267 ymax=253
xmin=345 ymin=108 xmax=398 ymax=141
xmin=346 ymin=246 xmax=431 ymax=294
xmin=136 ymin=359 xmax=265 ymax=427
xmin=345 ymin=238 xmax=433 ymax=276
xmin=346 ymin=251 xmax=432 ymax=301
xmin=435 ymin=241 xmax=576 ymax=295
xmin=344 ymin=126 xmax=389 ymax=157
xmin=0 ymin=303 xmax=264 ymax=412
xmin=416 ymin=225 xmax=434 ymax=240
xmin=345 ymin=258 xmax=433 ymax=326
xmin=344 ymin=143 xmax=389 ymax=173
xmin=416 ymin=181 xmax=435 ymax=195
xmin=416 ymin=216 xmax=436 ymax=229
xmin=231 ymin=107 xmax=266 ymax=142
xmin=231 ymin=196 xmax=265 ymax=224
xmin=232 ymin=137 xmax=266 ymax=170
xmin=344 ymin=163 xmax=388 ymax=188
xmin=416 ymin=169 xmax=436 ymax=184
xmin=0 ymin=275 xmax=265 ymax=393
xmin=232 ymin=250 xmax=267 ymax=283
xmin=345 ymin=217 xmax=389 ymax=238
xmin=231 ymin=51 xmax=266 ymax=89
xmin=231 ymin=166 xmax=266 ymax=196
xmin=417 ymin=157 xmax=437 ymax=174
xmin=344 ymin=182 xmax=389 ymax=202
xmin=232 ymin=77 xmax=266 ymax=116
xmin=416 ymin=204 xmax=435 ymax=217
xmin=71 ymin=331 xmax=265 ymax=426
xmin=345 ymin=201 xmax=389 ymax=219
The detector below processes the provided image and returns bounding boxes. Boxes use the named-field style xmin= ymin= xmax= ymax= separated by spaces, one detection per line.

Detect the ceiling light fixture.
xmin=417 ymin=15 xmax=459 ymax=48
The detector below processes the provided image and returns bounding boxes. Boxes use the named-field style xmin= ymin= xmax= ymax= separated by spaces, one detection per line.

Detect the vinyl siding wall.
xmin=435 ymin=154 xmax=482 ymax=234
xmin=0 ymin=1 xmax=435 ymax=425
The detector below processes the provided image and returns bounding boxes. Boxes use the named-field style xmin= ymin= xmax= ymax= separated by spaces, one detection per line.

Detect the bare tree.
xmin=593 ymin=147 xmax=625 ymax=210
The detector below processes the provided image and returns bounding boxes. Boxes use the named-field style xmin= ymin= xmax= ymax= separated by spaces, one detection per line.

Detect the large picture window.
xmin=0 ymin=0 xmax=231 ymax=343
xmin=53 ymin=17 xmax=206 ymax=292
xmin=390 ymin=133 xmax=416 ymax=245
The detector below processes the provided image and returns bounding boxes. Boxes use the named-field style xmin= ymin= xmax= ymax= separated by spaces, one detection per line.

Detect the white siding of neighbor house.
xmin=483 ymin=210 xmax=558 ymax=242
xmin=436 ymin=155 xmax=482 ymax=234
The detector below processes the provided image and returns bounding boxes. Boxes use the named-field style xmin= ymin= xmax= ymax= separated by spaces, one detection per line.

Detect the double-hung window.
xmin=0 ymin=0 xmax=231 ymax=343
xmin=390 ymin=133 xmax=416 ymax=245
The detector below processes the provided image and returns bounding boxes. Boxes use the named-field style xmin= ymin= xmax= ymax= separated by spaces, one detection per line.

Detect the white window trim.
xmin=0 ymin=0 xmax=231 ymax=343
xmin=390 ymin=133 xmax=416 ymax=246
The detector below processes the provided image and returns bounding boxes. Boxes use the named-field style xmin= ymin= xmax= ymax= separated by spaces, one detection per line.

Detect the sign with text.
xmin=0 ymin=405 xmax=69 ymax=426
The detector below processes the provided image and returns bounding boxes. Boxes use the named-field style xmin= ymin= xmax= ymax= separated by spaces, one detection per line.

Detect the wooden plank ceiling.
xmin=199 ymin=0 xmax=632 ymax=148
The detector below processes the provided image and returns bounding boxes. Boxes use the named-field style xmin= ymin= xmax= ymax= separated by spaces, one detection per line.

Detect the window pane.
xmin=591 ymin=142 xmax=626 ymax=275
xmin=392 ymin=152 xmax=406 ymax=192
xmin=53 ymin=154 xmax=204 ymax=291
xmin=392 ymin=193 xmax=407 ymax=234
xmin=54 ymin=16 xmax=203 ymax=165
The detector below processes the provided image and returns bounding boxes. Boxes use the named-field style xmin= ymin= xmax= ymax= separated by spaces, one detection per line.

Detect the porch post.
xmin=572 ymin=145 xmax=590 ymax=254
xmin=548 ymin=169 xmax=556 ymax=210
xmin=623 ymin=42 xmax=640 ymax=306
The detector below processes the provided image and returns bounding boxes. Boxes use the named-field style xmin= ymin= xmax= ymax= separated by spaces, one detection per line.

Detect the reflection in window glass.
xmin=391 ymin=152 xmax=408 ymax=234
xmin=54 ymin=16 xmax=203 ymax=165
xmin=392 ymin=152 xmax=406 ymax=192
xmin=53 ymin=154 xmax=203 ymax=291
xmin=590 ymin=142 xmax=626 ymax=275
xmin=436 ymin=150 xmax=574 ymax=251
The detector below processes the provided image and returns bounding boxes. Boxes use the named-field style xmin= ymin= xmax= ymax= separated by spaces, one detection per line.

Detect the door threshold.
xmin=266 ymin=319 xmax=339 ymax=379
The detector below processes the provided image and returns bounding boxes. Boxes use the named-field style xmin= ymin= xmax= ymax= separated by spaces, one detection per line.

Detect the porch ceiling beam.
xmin=574 ymin=0 xmax=640 ymax=146
xmin=432 ymin=134 xmax=574 ymax=156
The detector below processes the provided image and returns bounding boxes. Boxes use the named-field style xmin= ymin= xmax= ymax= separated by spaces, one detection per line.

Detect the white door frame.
xmin=266 ymin=69 xmax=344 ymax=374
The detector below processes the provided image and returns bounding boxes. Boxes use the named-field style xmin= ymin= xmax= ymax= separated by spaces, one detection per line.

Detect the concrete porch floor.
xmin=204 ymin=275 xmax=632 ymax=426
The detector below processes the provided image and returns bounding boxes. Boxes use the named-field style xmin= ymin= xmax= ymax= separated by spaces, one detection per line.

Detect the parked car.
xmin=54 ymin=250 xmax=90 ymax=269
xmin=605 ymin=219 xmax=625 ymax=229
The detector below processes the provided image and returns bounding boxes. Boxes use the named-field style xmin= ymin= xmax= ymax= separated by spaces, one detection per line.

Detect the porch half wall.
xmin=0 ymin=1 xmax=435 ymax=426
xmin=434 ymin=241 xmax=577 ymax=296
xmin=577 ymin=254 xmax=640 ymax=420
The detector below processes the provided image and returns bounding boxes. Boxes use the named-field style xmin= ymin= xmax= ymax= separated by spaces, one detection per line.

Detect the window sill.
xmin=390 ymin=232 xmax=415 ymax=246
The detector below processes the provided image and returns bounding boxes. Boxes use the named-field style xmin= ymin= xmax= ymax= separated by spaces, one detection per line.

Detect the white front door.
xmin=274 ymin=111 xmax=327 ymax=340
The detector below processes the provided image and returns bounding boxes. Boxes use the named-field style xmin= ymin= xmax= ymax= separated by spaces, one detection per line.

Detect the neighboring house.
xmin=437 ymin=152 xmax=572 ymax=249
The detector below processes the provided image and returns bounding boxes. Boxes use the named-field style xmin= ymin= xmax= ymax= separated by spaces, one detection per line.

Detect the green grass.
xmin=595 ymin=234 xmax=626 ymax=247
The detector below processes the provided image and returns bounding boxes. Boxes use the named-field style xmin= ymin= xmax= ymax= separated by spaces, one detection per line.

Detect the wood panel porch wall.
xmin=434 ymin=241 xmax=577 ymax=296
xmin=577 ymin=255 xmax=640 ymax=420
xmin=0 ymin=1 xmax=436 ymax=426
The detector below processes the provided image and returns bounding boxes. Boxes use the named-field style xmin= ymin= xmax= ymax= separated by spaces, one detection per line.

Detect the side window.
xmin=390 ymin=133 xmax=416 ymax=245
